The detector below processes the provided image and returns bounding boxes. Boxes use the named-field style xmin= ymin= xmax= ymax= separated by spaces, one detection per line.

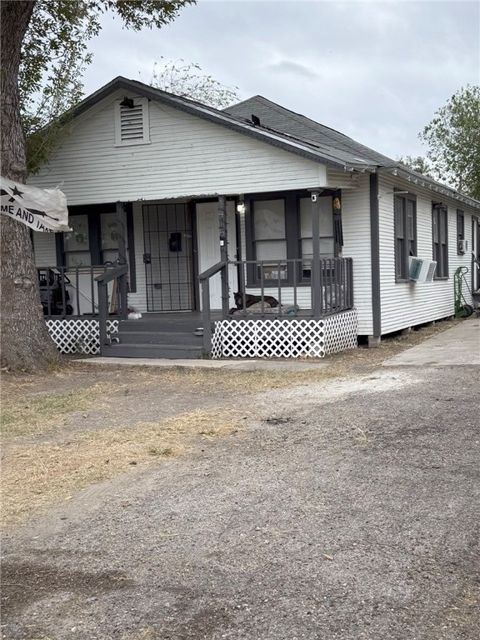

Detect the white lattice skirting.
xmin=211 ymin=309 xmax=358 ymax=359
xmin=46 ymin=319 xmax=119 ymax=355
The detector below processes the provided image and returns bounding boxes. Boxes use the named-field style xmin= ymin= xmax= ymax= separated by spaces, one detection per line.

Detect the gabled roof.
xmin=71 ymin=76 xmax=479 ymax=209
xmin=73 ymin=76 xmax=361 ymax=169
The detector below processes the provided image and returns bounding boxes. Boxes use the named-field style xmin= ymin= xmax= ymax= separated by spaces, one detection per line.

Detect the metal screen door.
xmin=142 ymin=203 xmax=194 ymax=311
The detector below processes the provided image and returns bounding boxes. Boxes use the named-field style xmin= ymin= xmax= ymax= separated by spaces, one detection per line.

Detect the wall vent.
xmin=115 ymin=97 xmax=149 ymax=146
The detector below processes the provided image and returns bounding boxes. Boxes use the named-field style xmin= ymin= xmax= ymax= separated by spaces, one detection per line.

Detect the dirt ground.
xmin=1 ymin=320 xmax=456 ymax=527
xmin=2 ymin=318 xmax=479 ymax=640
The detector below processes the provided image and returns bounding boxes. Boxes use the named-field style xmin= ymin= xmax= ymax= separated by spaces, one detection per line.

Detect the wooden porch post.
xmin=218 ymin=195 xmax=229 ymax=317
xmin=310 ymin=190 xmax=322 ymax=318
xmin=115 ymin=201 xmax=128 ymax=318
xmin=115 ymin=201 xmax=127 ymax=265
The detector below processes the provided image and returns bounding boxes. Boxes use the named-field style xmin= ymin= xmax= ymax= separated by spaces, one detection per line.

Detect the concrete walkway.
xmin=384 ymin=318 xmax=480 ymax=367
xmin=77 ymin=356 xmax=329 ymax=371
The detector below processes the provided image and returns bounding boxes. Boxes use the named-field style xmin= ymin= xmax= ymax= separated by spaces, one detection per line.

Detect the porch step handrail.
xmin=199 ymin=260 xmax=227 ymax=353
xmin=96 ymin=264 xmax=129 ymax=351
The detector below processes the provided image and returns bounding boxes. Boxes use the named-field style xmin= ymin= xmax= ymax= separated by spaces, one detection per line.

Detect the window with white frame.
xmin=253 ymin=198 xmax=288 ymax=280
xmin=299 ymin=196 xmax=334 ymax=279
xmin=114 ymin=97 xmax=150 ymax=146
xmin=64 ymin=215 xmax=91 ymax=267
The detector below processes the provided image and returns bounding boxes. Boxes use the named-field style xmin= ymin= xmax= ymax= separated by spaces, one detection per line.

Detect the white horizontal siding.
xmin=340 ymin=175 xmax=373 ymax=335
xmin=378 ymin=173 xmax=476 ymax=334
xmin=28 ymin=90 xmax=327 ymax=204
xmin=33 ymin=232 xmax=56 ymax=266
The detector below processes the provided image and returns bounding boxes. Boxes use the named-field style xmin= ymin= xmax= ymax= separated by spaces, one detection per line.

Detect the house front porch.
xmin=35 ymin=190 xmax=358 ymax=359
xmin=39 ymin=253 xmax=357 ymax=359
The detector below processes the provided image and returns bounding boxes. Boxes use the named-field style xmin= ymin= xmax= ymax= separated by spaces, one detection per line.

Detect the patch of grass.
xmin=0 ymin=383 xmax=110 ymax=438
xmin=1 ymin=408 xmax=241 ymax=528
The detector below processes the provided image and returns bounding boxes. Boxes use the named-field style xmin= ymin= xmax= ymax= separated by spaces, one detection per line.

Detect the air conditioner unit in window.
xmin=409 ymin=257 xmax=437 ymax=283
xmin=458 ymin=239 xmax=468 ymax=254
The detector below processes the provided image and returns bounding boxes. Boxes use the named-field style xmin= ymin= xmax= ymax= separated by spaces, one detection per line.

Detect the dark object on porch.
xmin=38 ymin=268 xmax=73 ymax=317
xmin=233 ymin=291 xmax=279 ymax=311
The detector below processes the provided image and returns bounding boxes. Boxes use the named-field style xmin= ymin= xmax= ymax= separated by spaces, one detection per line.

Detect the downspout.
xmin=369 ymin=173 xmax=381 ymax=342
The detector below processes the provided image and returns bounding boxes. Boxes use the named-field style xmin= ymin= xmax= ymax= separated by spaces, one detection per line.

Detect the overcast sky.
xmin=84 ymin=0 xmax=479 ymax=159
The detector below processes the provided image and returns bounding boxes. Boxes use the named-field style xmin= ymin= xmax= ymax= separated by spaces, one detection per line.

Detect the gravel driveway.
xmin=2 ymin=359 xmax=479 ymax=639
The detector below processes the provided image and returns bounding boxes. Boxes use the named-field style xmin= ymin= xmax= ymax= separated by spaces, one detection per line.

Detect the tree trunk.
xmin=1 ymin=0 xmax=59 ymax=371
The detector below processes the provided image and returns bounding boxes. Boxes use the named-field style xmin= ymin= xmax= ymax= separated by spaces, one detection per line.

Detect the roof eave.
xmin=379 ymin=165 xmax=480 ymax=210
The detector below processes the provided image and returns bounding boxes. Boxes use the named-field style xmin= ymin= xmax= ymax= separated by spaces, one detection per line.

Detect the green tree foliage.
xmin=420 ymin=85 xmax=480 ymax=200
xmin=151 ymin=57 xmax=240 ymax=109
xmin=397 ymin=155 xmax=432 ymax=177
xmin=22 ymin=0 xmax=195 ymax=174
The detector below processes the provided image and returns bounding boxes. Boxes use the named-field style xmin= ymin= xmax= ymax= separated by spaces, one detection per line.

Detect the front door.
xmin=196 ymin=201 xmax=238 ymax=310
xmin=142 ymin=203 xmax=194 ymax=311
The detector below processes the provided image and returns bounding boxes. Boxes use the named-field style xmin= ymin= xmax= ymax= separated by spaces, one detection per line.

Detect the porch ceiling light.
xmin=237 ymin=202 xmax=246 ymax=215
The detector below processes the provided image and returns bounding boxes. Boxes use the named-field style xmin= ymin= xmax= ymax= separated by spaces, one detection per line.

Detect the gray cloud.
xmin=85 ymin=1 xmax=480 ymax=159
xmin=267 ymin=60 xmax=319 ymax=80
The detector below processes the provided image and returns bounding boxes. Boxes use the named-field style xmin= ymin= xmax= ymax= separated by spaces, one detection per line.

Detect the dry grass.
xmin=1 ymin=408 xmax=241 ymax=528
xmin=0 ymin=382 xmax=114 ymax=438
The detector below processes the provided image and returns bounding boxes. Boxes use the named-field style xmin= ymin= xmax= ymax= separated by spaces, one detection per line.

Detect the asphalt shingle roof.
xmin=225 ymin=95 xmax=396 ymax=168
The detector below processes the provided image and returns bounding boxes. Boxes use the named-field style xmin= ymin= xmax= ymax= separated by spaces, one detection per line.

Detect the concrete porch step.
xmin=116 ymin=330 xmax=203 ymax=346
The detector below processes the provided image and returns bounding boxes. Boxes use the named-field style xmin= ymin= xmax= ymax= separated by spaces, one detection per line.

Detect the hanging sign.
xmin=0 ymin=176 xmax=70 ymax=232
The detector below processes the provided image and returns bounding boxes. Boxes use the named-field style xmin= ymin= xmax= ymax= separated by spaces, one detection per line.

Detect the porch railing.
xmin=199 ymin=257 xmax=353 ymax=353
xmin=230 ymin=257 xmax=353 ymax=317
xmin=96 ymin=264 xmax=129 ymax=350
xmin=37 ymin=265 xmax=116 ymax=319
xmin=199 ymin=260 xmax=228 ymax=354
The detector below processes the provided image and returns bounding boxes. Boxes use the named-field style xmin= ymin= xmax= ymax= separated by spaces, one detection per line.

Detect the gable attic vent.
xmin=114 ymin=96 xmax=150 ymax=146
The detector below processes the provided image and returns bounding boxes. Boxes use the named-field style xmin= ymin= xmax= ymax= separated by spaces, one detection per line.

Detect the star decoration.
xmin=11 ymin=185 xmax=24 ymax=198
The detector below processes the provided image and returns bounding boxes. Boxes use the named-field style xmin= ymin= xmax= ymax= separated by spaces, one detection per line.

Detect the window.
xmin=64 ymin=215 xmax=91 ymax=267
xmin=114 ymin=97 xmax=150 ymax=146
xmin=246 ymin=191 xmax=340 ymax=285
xmin=432 ymin=204 xmax=448 ymax=278
xmin=394 ymin=193 xmax=417 ymax=281
xmin=100 ymin=212 xmax=120 ymax=264
xmin=252 ymin=199 xmax=287 ymax=280
xmin=457 ymin=210 xmax=465 ymax=254
xmin=299 ymin=196 xmax=334 ymax=279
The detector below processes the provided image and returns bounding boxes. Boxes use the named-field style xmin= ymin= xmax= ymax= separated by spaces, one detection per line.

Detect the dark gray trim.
xmin=311 ymin=192 xmax=321 ymax=318
xmin=456 ymin=209 xmax=465 ymax=255
xmin=472 ymin=215 xmax=479 ymax=292
xmin=55 ymin=233 xmax=63 ymax=266
xmin=218 ymin=195 xmax=230 ymax=316
xmin=125 ymin=203 xmax=136 ymax=293
xmin=370 ymin=173 xmax=381 ymax=337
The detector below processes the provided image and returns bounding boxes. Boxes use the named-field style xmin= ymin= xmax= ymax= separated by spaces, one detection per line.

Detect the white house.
xmin=30 ymin=77 xmax=480 ymax=358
